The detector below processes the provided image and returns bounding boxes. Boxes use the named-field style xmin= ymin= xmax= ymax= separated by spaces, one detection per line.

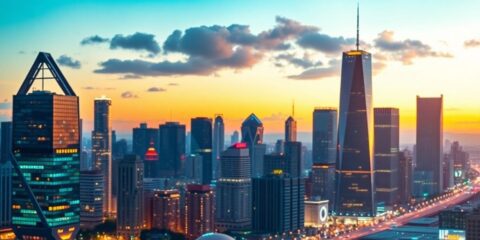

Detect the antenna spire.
xmin=356 ymin=0 xmax=360 ymax=50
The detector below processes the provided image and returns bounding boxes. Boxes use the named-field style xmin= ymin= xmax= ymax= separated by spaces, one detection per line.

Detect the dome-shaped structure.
xmin=197 ymin=233 xmax=234 ymax=240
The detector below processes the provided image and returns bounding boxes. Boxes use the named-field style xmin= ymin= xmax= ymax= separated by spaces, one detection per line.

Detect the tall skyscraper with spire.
xmin=11 ymin=52 xmax=80 ymax=240
xmin=91 ymin=96 xmax=113 ymax=216
xmin=334 ymin=4 xmax=376 ymax=218
xmin=285 ymin=102 xmax=297 ymax=142
xmin=213 ymin=115 xmax=225 ymax=179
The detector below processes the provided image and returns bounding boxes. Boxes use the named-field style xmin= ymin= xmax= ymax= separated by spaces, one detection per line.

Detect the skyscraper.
xmin=334 ymin=7 xmax=376 ymax=217
xmin=184 ymin=184 xmax=215 ymax=240
xmin=398 ymin=149 xmax=413 ymax=204
xmin=311 ymin=108 xmax=337 ymax=202
xmin=117 ymin=155 xmax=144 ymax=240
xmin=285 ymin=116 xmax=297 ymax=142
xmin=132 ymin=123 xmax=159 ymax=178
xmin=144 ymin=142 xmax=160 ymax=178
xmin=264 ymin=142 xmax=303 ymax=178
xmin=91 ymin=96 xmax=113 ymax=216
xmin=80 ymin=170 xmax=104 ymax=230
xmin=252 ymin=172 xmax=304 ymax=235
xmin=159 ymin=122 xmax=186 ymax=178
xmin=11 ymin=52 xmax=80 ymax=239
xmin=215 ymin=143 xmax=252 ymax=232
xmin=414 ymin=96 xmax=443 ymax=198
xmin=230 ymin=130 xmax=239 ymax=145
xmin=0 ymin=122 xmax=12 ymax=230
xmin=450 ymin=141 xmax=469 ymax=185
xmin=374 ymin=108 xmax=400 ymax=207
xmin=191 ymin=117 xmax=213 ymax=184
xmin=213 ymin=115 xmax=225 ymax=179
xmin=241 ymin=114 xmax=265 ymax=178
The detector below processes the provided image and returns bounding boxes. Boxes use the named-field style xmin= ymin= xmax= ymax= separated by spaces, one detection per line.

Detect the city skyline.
xmin=1 ymin=1 xmax=480 ymax=145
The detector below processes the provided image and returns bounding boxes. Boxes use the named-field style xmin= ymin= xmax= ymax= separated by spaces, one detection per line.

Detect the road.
xmin=334 ymin=178 xmax=480 ymax=239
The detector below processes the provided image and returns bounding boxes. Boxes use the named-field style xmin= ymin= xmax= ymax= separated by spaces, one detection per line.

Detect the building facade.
xmin=159 ymin=122 xmax=186 ymax=178
xmin=190 ymin=118 xmax=213 ymax=184
xmin=0 ymin=122 xmax=12 ymax=230
xmin=184 ymin=184 xmax=215 ymax=240
xmin=213 ymin=115 xmax=225 ymax=179
xmin=374 ymin=108 xmax=400 ymax=207
xmin=285 ymin=116 xmax=297 ymax=142
xmin=241 ymin=114 xmax=265 ymax=178
xmin=414 ymin=96 xmax=443 ymax=198
xmin=215 ymin=143 xmax=252 ymax=231
xmin=80 ymin=170 xmax=104 ymax=230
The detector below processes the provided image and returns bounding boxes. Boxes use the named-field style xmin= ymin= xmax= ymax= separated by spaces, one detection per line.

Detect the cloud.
xmin=0 ymin=100 xmax=11 ymax=110
xmin=110 ymin=32 xmax=160 ymax=55
xmin=121 ymin=91 xmax=138 ymax=99
xmin=81 ymin=35 xmax=109 ymax=45
xmin=374 ymin=30 xmax=452 ymax=64
xmin=263 ymin=112 xmax=288 ymax=121
xmin=56 ymin=55 xmax=81 ymax=69
xmin=147 ymin=87 xmax=166 ymax=92
xmin=288 ymin=59 xmax=340 ymax=80
xmin=168 ymin=83 xmax=179 ymax=86
xmin=464 ymin=39 xmax=480 ymax=48
xmin=275 ymin=53 xmax=322 ymax=69
xmin=297 ymin=33 xmax=355 ymax=54
xmin=83 ymin=86 xmax=116 ymax=90
xmin=120 ymin=74 xmax=143 ymax=80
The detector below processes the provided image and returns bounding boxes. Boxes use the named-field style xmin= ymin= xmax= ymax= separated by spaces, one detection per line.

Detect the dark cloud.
xmin=374 ymin=30 xmax=452 ymax=64
xmin=297 ymin=33 xmax=355 ymax=54
xmin=110 ymin=32 xmax=160 ymax=55
xmin=288 ymin=59 xmax=339 ymax=80
xmin=121 ymin=91 xmax=138 ymax=99
xmin=81 ymin=35 xmax=109 ymax=45
xmin=275 ymin=53 xmax=322 ymax=69
xmin=147 ymin=87 xmax=166 ymax=92
xmin=120 ymin=74 xmax=143 ymax=80
xmin=464 ymin=39 xmax=480 ymax=48
xmin=56 ymin=55 xmax=81 ymax=69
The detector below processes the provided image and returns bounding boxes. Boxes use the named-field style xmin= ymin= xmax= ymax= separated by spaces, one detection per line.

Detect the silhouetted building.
xmin=252 ymin=172 xmax=304 ymax=234
xmin=11 ymin=52 xmax=80 ymax=239
xmin=398 ymin=149 xmax=413 ymax=204
xmin=374 ymin=108 xmax=400 ymax=207
xmin=241 ymin=114 xmax=265 ymax=177
xmin=414 ymin=96 xmax=443 ymax=199
xmin=285 ymin=116 xmax=297 ymax=142
xmin=439 ymin=206 xmax=470 ymax=239
xmin=0 ymin=122 xmax=12 ymax=230
xmin=466 ymin=208 xmax=480 ymax=239
xmin=144 ymin=142 xmax=160 ymax=178
xmin=80 ymin=170 xmax=104 ymax=230
xmin=230 ymin=131 xmax=239 ymax=145
xmin=184 ymin=184 xmax=214 ymax=239
xmin=443 ymin=153 xmax=453 ymax=191
xmin=191 ymin=117 xmax=213 ymax=184
xmin=92 ymin=96 xmax=113 ymax=216
xmin=159 ymin=122 xmax=186 ymax=178
xmin=185 ymin=154 xmax=203 ymax=183
xmin=133 ymin=123 xmax=159 ymax=159
xmin=216 ymin=143 xmax=251 ymax=231
xmin=334 ymin=48 xmax=376 ymax=218
xmin=213 ymin=115 xmax=225 ymax=179
xmin=264 ymin=142 xmax=303 ymax=178
xmin=117 ymin=155 xmax=144 ymax=240
xmin=450 ymin=141 xmax=469 ymax=185
xmin=274 ymin=139 xmax=285 ymax=154
xmin=311 ymin=108 xmax=337 ymax=203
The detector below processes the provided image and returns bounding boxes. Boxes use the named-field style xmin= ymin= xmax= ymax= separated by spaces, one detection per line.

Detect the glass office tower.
xmin=11 ymin=52 xmax=80 ymax=240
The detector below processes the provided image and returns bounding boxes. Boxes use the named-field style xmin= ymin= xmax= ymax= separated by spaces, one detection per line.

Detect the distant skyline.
xmin=1 ymin=0 xmax=480 ymax=145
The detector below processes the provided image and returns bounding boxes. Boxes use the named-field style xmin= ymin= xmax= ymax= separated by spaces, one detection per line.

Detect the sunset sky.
xmin=1 ymin=0 xmax=480 ymax=144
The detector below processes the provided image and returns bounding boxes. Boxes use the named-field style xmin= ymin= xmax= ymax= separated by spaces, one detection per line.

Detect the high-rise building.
xmin=159 ymin=122 xmax=186 ymax=178
xmin=264 ymin=142 xmax=303 ymax=178
xmin=285 ymin=116 xmax=297 ymax=142
xmin=398 ymin=149 xmax=413 ymax=204
xmin=184 ymin=154 xmax=203 ymax=183
xmin=191 ymin=117 xmax=213 ymax=184
xmin=184 ymin=184 xmax=215 ymax=240
xmin=132 ymin=123 xmax=160 ymax=178
xmin=311 ymin=108 xmax=337 ymax=203
xmin=117 ymin=155 xmax=144 ymax=240
xmin=374 ymin=108 xmax=400 ymax=207
xmin=439 ymin=206 xmax=470 ymax=239
xmin=0 ymin=122 xmax=12 ymax=230
xmin=252 ymin=172 xmax=304 ymax=235
xmin=91 ymin=96 xmax=113 ymax=216
xmin=11 ymin=52 xmax=80 ymax=239
xmin=146 ymin=190 xmax=181 ymax=233
xmin=450 ymin=142 xmax=469 ymax=185
xmin=230 ymin=130 xmax=239 ymax=145
xmin=215 ymin=143 xmax=251 ymax=231
xmin=414 ymin=96 xmax=443 ymax=198
xmin=144 ymin=142 xmax=160 ymax=178
xmin=334 ymin=11 xmax=376 ymax=217
xmin=80 ymin=170 xmax=104 ymax=230
xmin=213 ymin=115 xmax=225 ymax=179
xmin=466 ymin=208 xmax=480 ymax=239
xmin=241 ymin=114 xmax=264 ymax=178
xmin=442 ymin=153 xmax=453 ymax=191
xmin=274 ymin=139 xmax=285 ymax=154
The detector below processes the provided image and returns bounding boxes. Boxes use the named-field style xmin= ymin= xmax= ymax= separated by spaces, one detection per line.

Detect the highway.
xmin=334 ymin=177 xmax=480 ymax=239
